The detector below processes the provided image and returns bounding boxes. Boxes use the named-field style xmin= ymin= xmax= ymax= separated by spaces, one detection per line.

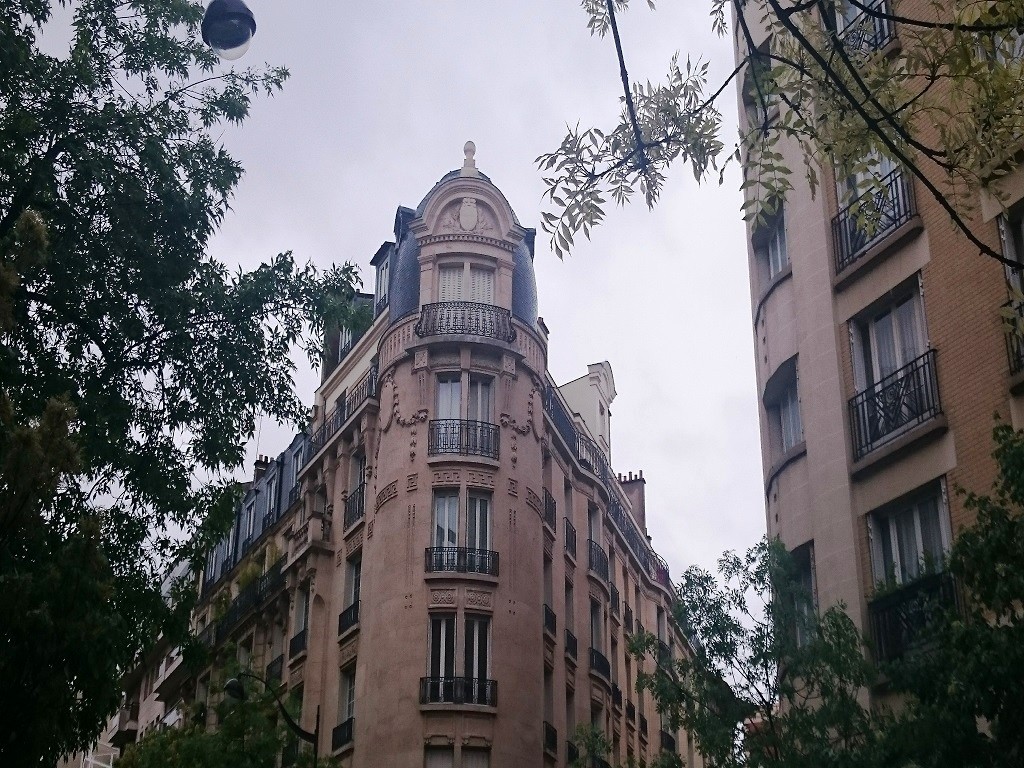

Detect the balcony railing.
xmin=331 ymin=717 xmax=354 ymax=751
xmin=265 ymin=653 xmax=284 ymax=685
xmin=343 ymin=482 xmax=366 ymax=529
xmin=835 ymin=0 xmax=895 ymax=57
xmin=375 ymin=294 xmax=388 ymax=317
xmin=544 ymin=721 xmax=557 ymax=753
xmin=612 ymin=684 xmax=623 ymax=709
xmin=589 ymin=647 xmax=611 ymax=681
xmin=427 ymin=419 xmax=499 ymax=459
xmin=640 ymin=714 xmax=649 ymax=737
xmin=849 ymin=349 xmax=941 ymax=460
xmin=419 ymin=676 xmax=497 ymax=706
xmin=257 ymin=557 xmax=286 ymax=602
xmin=610 ymin=585 xmax=620 ymax=616
xmin=338 ymin=600 xmax=360 ymax=635
xmin=626 ymin=700 xmax=636 ymax=723
xmin=543 ymin=603 xmax=557 ymax=635
xmin=287 ymin=482 xmax=301 ymax=508
xmin=661 ymin=730 xmax=677 ymax=752
xmin=588 ymin=539 xmax=609 ymax=582
xmin=869 ymin=571 xmax=959 ymax=662
xmin=307 ymin=369 xmax=378 ymax=463
xmin=424 ymin=546 xmax=499 ymax=576
xmin=414 ymin=301 xmax=516 ymax=343
xmin=289 ymin=628 xmax=308 ymax=658
xmin=197 ymin=623 xmax=215 ymax=649
xmin=658 ymin=640 xmax=673 ymax=667
xmin=564 ymin=519 xmax=577 ymax=559
xmin=543 ymin=488 xmax=556 ymax=530
xmin=832 ymin=167 xmax=915 ymax=274
xmin=565 ymin=629 xmax=578 ymax=660
xmin=567 ymin=741 xmax=580 ymax=764
xmin=1004 ymin=299 xmax=1024 ymax=374
xmin=624 ymin=605 xmax=634 ymax=633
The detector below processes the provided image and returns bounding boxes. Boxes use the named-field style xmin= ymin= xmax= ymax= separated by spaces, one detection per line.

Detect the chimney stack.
xmin=254 ymin=454 xmax=270 ymax=483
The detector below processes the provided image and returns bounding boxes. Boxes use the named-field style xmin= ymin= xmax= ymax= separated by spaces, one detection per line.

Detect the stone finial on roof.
xmin=461 ymin=140 xmax=478 ymax=177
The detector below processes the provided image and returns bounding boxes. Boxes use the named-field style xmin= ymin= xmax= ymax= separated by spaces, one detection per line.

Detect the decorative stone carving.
xmin=439 ymin=197 xmax=495 ymax=234
xmin=340 ymin=637 xmax=358 ymax=665
xmin=414 ymin=348 xmax=428 ymax=370
xmin=507 ymin=478 xmax=518 ymax=497
xmin=430 ymin=589 xmax=456 ymax=606
xmin=502 ymin=353 xmax=516 ymax=375
xmin=366 ymin=520 xmax=373 ymax=538
xmin=433 ymin=469 xmax=461 ymax=486
xmin=465 ymin=589 xmax=493 ymax=609
xmin=526 ymin=487 xmax=542 ymax=514
xmin=376 ymin=480 xmax=398 ymax=510
xmin=466 ymin=470 xmax=494 ymax=489
xmin=289 ymin=665 xmax=304 ymax=687
xmin=407 ymin=473 xmax=418 ymax=491
xmin=346 ymin=532 xmax=364 ymax=556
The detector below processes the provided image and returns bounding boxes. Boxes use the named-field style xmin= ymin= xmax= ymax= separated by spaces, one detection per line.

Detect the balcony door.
xmin=464 ymin=615 xmax=490 ymax=703
xmin=469 ymin=266 xmax=493 ymax=304
xmin=436 ymin=376 xmax=461 ymax=420
xmin=467 ymin=494 xmax=491 ymax=572
xmin=433 ymin=492 xmax=459 ymax=550
xmin=428 ymin=613 xmax=457 ymax=700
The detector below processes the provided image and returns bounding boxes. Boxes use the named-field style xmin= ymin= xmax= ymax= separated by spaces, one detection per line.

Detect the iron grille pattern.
xmin=544 ymin=721 xmax=558 ymax=753
xmin=427 ymin=419 xmax=499 ymax=459
xmin=564 ymin=519 xmax=577 ymax=559
xmin=543 ymin=487 xmax=557 ymax=530
xmin=588 ymin=539 xmax=609 ymax=582
xmin=869 ymin=572 xmax=959 ymax=662
xmin=343 ymin=482 xmax=366 ymax=529
xmin=849 ymin=349 xmax=941 ymax=460
xmin=287 ymin=482 xmax=301 ymax=508
xmin=338 ymin=601 xmax=360 ymax=635
xmin=835 ymin=0 xmax=895 ymax=56
xmin=640 ymin=714 xmax=648 ymax=737
xmin=424 ymin=546 xmax=500 ymax=576
xmin=265 ymin=654 xmax=284 ymax=685
xmin=661 ymin=730 xmax=677 ymax=752
xmin=567 ymin=742 xmax=580 ymax=764
xmin=610 ymin=585 xmax=620 ymax=615
xmin=307 ymin=367 xmax=378 ymax=462
xmin=289 ymin=628 xmax=307 ymax=658
xmin=415 ymin=301 xmax=516 ymax=342
xmin=658 ymin=640 xmax=673 ymax=666
xmin=612 ymin=684 xmax=623 ymax=709
xmin=832 ymin=167 xmax=914 ymax=274
xmin=331 ymin=718 xmax=354 ymax=751
xmin=565 ymin=629 xmax=578 ymax=659
xmin=626 ymin=700 xmax=636 ymax=722
xmin=543 ymin=604 xmax=557 ymax=634
xmin=624 ymin=605 xmax=634 ymax=633
xmin=589 ymin=647 xmax=611 ymax=680
xmin=375 ymin=294 xmax=388 ymax=317
xmin=419 ymin=677 xmax=498 ymax=706
xmin=1004 ymin=299 xmax=1024 ymax=374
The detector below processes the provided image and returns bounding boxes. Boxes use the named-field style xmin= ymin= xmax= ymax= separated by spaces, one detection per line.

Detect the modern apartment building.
xmin=735 ymin=5 xmax=1020 ymax=670
xmin=103 ymin=147 xmax=704 ymax=768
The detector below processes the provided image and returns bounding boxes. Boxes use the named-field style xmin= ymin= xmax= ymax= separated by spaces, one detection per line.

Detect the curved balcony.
xmin=414 ymin=301 xmax=516 ymax=343
xmin=419 ymin=676 xmax=497 ymax=707
xmin=343 ymin=482 xmax=366 ymax=529
xmin=427 ymin=419 xmax=499 ymax=460
xmin=589 ymin=647 xmax=611 ymax=683
xmin=588 ymin=539 xmax=609 ymax=582
xmin=424 ymin=546 xmax=499 ymax=576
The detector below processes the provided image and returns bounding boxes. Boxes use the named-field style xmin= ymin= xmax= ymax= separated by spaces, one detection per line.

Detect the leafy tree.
xmin=0 ymin=2 xmax=361 ymax=763
xmin=540 ymin=0 xmax=1024 ymax=264
xmin=632 ymin=538 xmax=894 ymax=768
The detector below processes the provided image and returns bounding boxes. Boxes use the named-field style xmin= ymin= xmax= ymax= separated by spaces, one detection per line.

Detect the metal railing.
xmin=1004 ymin=299 xmax=1024 ymax=374
xmin=424 ymin=546 xmax=499 ymax=576
xmin=307 ymin=368 xmax=378 ymax=463
xmin=427 ymin=419 xmax=499 ymax=459
xmin=343 ymin=482 xmax=366 ymax=529
xmin=661 ymin=730 xmax=677 ymax=753
xmin=849 ymin=349 xmax=941 ymax=460
xmin=832 ymin=167 xmax=914 ymax=274
xmin=589 ymin=647 xmax=611 ymax=680
xmin=835 ymin=0 xmax=895 ymax=56
xmin=658 ymin=640 xmax=673 ymax=666
xmin=419 ymin=677 xmax=498 ymax=706
xmin=375 ymin=294 xmax=388 ymax=317
xmin=414 ymin=301 xmax=516 ymax=342
xmin=640 ymin=714 xmax=649 ymax=737
xmin=544 ymin=721 xmax=558 ymax=753
xmin=338 ymin=600 xmax=360 ymax=635
xmin=567 ymin=742 xmax=580 ymax=764
xmin=257 ymin=557 xmax=286 ymax=602
xmin=626 ymin=700 xmax=636 ymax=722
xmin=564 ymin=519 xmax=577 ymax=559
xmin=331 ymin=718 xmax=354 ymax=751
xmin=543 ymin=604 xmax=557 ymax=634
xmin=610 ymin=585 xmax=620 ymax=615
xmin=588 ymin=539 xmax=609 ymax=582
xmin=289 ymin=628 xmax=308 ymax=658
xmin=624 ymin=605 xmax=634 ymax=633
xmin=543 ymin=488 xmax=556 ymax=530
xmin=612 ymin=684 xmax=623 ymax=709
xmin=287 ymin=482 xmax=301 ymax=508
xmin=265 ymin=654 xmax=284 ymax=684
xmin=565 ymin=629 xmax=578 ymax=659
xmin=869 ymin=571 xmax=959 ymax=662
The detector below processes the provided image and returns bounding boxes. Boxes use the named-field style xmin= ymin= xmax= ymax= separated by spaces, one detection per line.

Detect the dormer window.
xmin=375 ymin=256 xmax=389 ymax=316
xmin=338 ymin=325 xmax=354 ymax=359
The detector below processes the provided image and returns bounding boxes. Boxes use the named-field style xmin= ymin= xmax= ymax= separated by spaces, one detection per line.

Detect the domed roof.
xmin=387 ymin=163 xmax=539 ymax=328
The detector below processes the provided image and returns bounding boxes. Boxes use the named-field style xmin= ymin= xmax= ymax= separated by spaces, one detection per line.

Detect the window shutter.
xmin=470 ymin=267 xmax=494 ymax=303
xmin=439 ymin=266 xmax=462 ymax=302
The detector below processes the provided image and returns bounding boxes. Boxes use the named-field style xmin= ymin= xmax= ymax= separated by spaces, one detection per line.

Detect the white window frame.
xmin=432 ymin=491 xmax=459 ymax=548
xmin=468 ymin=375 xmax=493 ymax=423
xmin=851 ymin=281 xmax=927 ymax=392
xmin=464 ymin=614 xmax=490 ymax=683
xmin=436 ymin=375 xmax=462 ymax=421
xmin=776 ymin=380 xmax=803 ymax=453
xmin=375 ymin=257 xmax=389 ymax=304
xmin=868 ymin=482 xmax=952 ymax=587
xmin=467 ymin=494 xmax=491 ymax=551
xmin=428 ymin=613 xmax=457 ymax=679
xmin=347 ymin=555 xmax=361 ymax=607
xmin=295 ymin=586 xmax=310 ymax=634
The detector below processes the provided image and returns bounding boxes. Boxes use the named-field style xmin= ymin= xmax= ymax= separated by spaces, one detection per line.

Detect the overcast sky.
xmin=207 ymin=1 xmax=764 ymax=578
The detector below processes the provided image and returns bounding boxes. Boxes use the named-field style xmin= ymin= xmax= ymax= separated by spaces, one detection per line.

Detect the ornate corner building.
xmin=92 ymin=148 xmax=705 ymax=768
xmin=734 ymin=3 xmax=1024 ymax=682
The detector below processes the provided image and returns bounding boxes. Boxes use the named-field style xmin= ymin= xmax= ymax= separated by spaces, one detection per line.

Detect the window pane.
xmin=433 ymin=493 xmax=458 ymax=547
xmin=469 ymin=267 xmax=494 ymax=303
xmin=425 ymin=747 xmax=455 ymax=768
xmin=438 ymin=266 xmax=463 ymax=302
xmin=894 ymin=508 xmax=919 ymax=582
xmin=917 ymin=497 xmax=944 ymax=570
xmin=871 ymin=310 xmax=898 ymax=379
xmin=436 ymin=378 xmax=461 ymax=420
xmin=894 ymin=297 xmax=921 ymax=365
xmin=469 ymin=377 xmax=492 ymax=422
xmin=767 ymin=218 xmax=787 ymax=278
xmin=463 ymin=749 xmax=490 ymax=768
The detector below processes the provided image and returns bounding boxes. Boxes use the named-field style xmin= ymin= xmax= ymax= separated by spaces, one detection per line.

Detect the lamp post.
xmin=224 ymin=671 xmax=320 ymax=765
xmin=201 ymin=0 xmax=257 ymax=60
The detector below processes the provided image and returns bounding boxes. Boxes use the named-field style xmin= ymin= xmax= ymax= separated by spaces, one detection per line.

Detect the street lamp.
xmin=201 ymin=0 xmax=257 ymax=60
xmin=224 ymin=671 xmax=320 ymax=765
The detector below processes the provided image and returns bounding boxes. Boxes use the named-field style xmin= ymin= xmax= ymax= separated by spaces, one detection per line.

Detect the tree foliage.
xmin=0 ymin=2 xmax=360 ymax=763
xmin=541 ymin=0 xmax=1024 ymax=263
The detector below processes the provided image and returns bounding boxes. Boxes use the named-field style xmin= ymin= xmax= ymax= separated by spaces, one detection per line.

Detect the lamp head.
xmin=224 ymin=677 xmax=247 ymax=701
xmin=201 ymin=0 xmax=256 ymax=61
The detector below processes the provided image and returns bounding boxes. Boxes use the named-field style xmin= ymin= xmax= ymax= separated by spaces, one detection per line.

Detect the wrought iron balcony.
xmin=835 ymin=0 xmax=895 ymax=56
xmin=287 ymin=482 xmax=301 ymax=508
xmin=565 ymin=629 xmax=578 ymax=660
xmin=869 ymin=571 xmax=959 ymax=662
xmin=543 ymin=603 xmax=557 ymax=635
xmin=1004 ymin=299 xmax=1024 ymax=374
xmin=257 ymin=557 xmax=286 ymax=602
xmin=544 ymin=721 xmax=557 ymax=753
xmin=849 ymin=349 xmax=941 ymax=460
xmin=307 ymin=368 xmax=378 ymax=463
xmin=415 ymin=301 xmax=516 ymax=342
xmin=197 ymin=623 xmax=215 ymax=649
xmin=427 ymin=419 xmax=499 ymax=459
xmin=375 ymin=294 xmax=388 ymax=317
xmin=543 ymin=487 xmax=557 ymax=530
xmin=588 ymin=539 xmax=609 ymax=582
xmin=624 ymin=605 xmax=634 ymax=633
xmin=564 ymin=519 xmax=577 ymax=559
xmin=331 ymin=717 xmax=354 ymax=751
xmin=424 ymin=546 xmax=499 ymax=576
xmin=338 ymin=600 xmax=360 ymax=635
xmin=419 ymin=676 xmax=497 ymax=706
xmin=832 ymin=167 xmax=915 ymax=274
xmin=610 ymin=585 xmax=620 ymax=616
xmin=661 ymin=729 xmax=677 ymax=752
xmin=626 ymin=700 xmax=636 ymax=722
xmin=343 ymin=482 xmax=366 ymax=529
xmin=567 ymin=741 xmax=580 ymax=764
xmin=612 ymin=684 xmax=623 ymax=709
xmin=658 ymin=640 xmax=673 ymax=666
xmin=289 ymin=628 xmax=308 ymax=658
xmin=589 ymin=647 xmax=611 ymax=681
xmin=640 ymin=714 xmax=649 ymax=738
xmin=265 ymin=653 xmax=284 ymax=685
